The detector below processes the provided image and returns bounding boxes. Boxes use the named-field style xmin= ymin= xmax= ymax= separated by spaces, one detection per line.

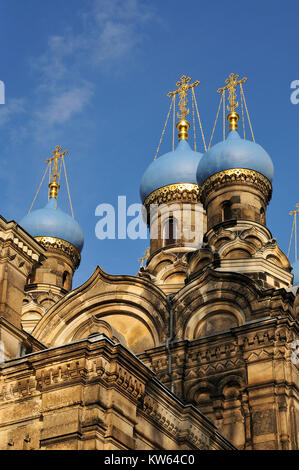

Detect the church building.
xmin=0 ymin=74 xmax=298 ymax=450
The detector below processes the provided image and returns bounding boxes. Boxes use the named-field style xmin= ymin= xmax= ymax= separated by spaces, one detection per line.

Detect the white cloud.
xmin=2 ymin=1 xmax=156 ymax=140
xmin=36 ymin=85 xmax=94 ymax=125
xmin=0 ymin=99 xmax=24 ymax=127
xmin=35 ymin=0 xmax=155 ymax=82
xmin=90 ymin=0 xmax=154 ymax=63
xmin=95 ymin=21 xmax=138 ymax=62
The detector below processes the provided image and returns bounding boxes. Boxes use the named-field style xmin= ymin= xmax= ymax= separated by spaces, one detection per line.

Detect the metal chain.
xmin=28 ymin=163 xmax=50 ymax=214
xmin=240 ymin=83 xmax=255 ymax=142
xmin=240 ymin=89 xmax=246 ymax=139
xmin=191 ymin=90 xmax=197 ymax=151
xmin=192 ymin=87 xmax=207 ymax=152
xmin=288 ymin=216 xmax=295 ymax=258
xmin=62 ymin=156 xmax=74 ymax=218
xmin=172 ymin=94 xmax=176 ymax=152
xmin=154 ymin=97 xmax=174 ymax=160
xmin=208 ymin=92 xmax=223 ymax=150
xmin=296 ymin=213 xmax=298 ymax=263
xmin=222 ymin=90 xmax=225 ymax=141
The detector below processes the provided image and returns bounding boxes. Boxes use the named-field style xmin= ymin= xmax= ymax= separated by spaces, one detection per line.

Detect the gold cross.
xmin=217 ymin=73 xmax=247 ymax=113
xmin=289 ymin=203 xmax=299 ymax=216
xmin=167 ymin=75 xmax=200 ymax=120
xmin=46 ymin=146 xmax=69 ymax=199
xmin=138 ymin=247 xmax=150 ymax=268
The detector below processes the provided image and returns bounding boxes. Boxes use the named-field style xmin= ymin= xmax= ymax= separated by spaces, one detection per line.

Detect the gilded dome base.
xmin=35 ymin=236 xmax=81 ymax=269
xmin=200 ymin=168 xmax=272 ymax=206
xmin=144 ymin=183 xmax=200 ymax=212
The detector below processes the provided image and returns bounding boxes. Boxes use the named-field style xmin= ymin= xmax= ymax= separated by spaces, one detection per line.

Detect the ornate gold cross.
xmin=46 ymin=146 xmax=69 ymax=199
xmin=217 ymin=73 xmax=247 ymax=113
xmin=138 ymin=247 xmax=150 ymax=268
xmin=168 ymin=75 xmax=200 ymax=120
xmin=289 ymin=203 xmax=299 ymax=216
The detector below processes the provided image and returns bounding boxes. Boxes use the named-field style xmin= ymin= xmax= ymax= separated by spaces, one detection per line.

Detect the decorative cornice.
xmin=200 ymin=169 xmax=272 ymax=205
xmin=0 ymin=219 xmax=45 ymax=264
xmin=35 ymin=236 xmax=81 ymax=269
xmin=144 ymin=183 xmax=200 ymax=211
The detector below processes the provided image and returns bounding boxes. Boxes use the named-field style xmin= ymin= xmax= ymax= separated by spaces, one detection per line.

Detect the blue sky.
xmin=0 ymin=0 xmax=298 ymax=288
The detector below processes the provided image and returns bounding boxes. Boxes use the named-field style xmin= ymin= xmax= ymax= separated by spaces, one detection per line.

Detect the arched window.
xmin=62 ymin=271 xmax=69 ymax=288
xmin=163 ymin=216 xmax=177 ymax=246
xmin=222 ymin=201 xmax=232 ymax=221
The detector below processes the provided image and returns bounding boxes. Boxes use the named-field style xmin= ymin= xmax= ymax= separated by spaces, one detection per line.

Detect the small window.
xmin=62 ymin=271 xmax=69 ymax=288
xmin=222 ymin=201 xmax=232 ymax=221
xmin=164 ymin=216 xmax=177 ymax=246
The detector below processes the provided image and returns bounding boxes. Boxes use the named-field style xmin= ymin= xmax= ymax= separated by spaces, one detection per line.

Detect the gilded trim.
xmin=34 ymin=236 xmax=81 ymax=269
xmin=144 ymin=183 xmax=200 ymax=210
xmin=200 ymin=168 xmax=272 ymax=205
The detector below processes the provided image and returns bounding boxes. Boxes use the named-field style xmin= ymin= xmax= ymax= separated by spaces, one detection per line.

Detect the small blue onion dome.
xmin=20 ymin=198 xmax=84 ymax=252
xmin=140 ymin=140 xmax=203 ymax=202
xmin=292 ymin=261 xmax=299 ymax=286
xmin=196 ymin=130 xmax=274 ymax=186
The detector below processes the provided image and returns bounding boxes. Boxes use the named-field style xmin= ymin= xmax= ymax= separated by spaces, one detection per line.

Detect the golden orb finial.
xmin=217 ymin=73 xmax=247 ymax=131
xmin=167 ymin=75 xmax=200 ymax=141
xmin=46 ymin=146 xmax=68 ymax=200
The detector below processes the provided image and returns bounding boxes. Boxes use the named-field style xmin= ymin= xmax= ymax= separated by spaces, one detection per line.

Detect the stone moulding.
xmin=200 ymin=168 xmax=273 ymax=205
xmin=0 ymin=335 xmax=234 ymax=450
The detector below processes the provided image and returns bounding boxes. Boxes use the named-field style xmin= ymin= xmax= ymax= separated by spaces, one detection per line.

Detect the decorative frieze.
xmin=35 ymin=236 xmax=81 ymax=269
xmin=200 ymin=168 xmax=272 ymax=205
xmin=144 ymin=183 xmax=200 ymax=212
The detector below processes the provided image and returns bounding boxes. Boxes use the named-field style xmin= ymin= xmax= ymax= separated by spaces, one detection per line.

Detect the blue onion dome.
xmin=292 ymin=261 xmax=299 ymax=286
xmin=140 ymin=140 xmax=203 ymax=203
xmin=20 ymin=198 xmax=84 ymax=252
xmin=196 ymin=130 xmax=274 ymax=186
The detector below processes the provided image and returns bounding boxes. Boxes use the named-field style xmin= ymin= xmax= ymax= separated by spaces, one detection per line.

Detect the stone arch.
xmin=153 ymin=259 xmax=174 ymax=275
xmin=21 ymin=309 xmax=43 ymax=333
xmin=65 ymin=300 xmax=159 ymax=353
xmin=266 ymin=254 xmax=282 ymax=267
xmin=173 ymin=270 xmax=259 ymax=339
xmin=217 ymin=374 xmax=245 ymax=400
xmin=257 ymin=243 xmax=291 ymax=270
xmin=188 ymin=249 xmax=213 ymax=277
xmin=32 ymin=266 xmax=169 ymax=352
xmin=160 ymin=269 xmax=187 ymax=284
xmin=186 ymin=380 xmax=216 ymax=404
xmin=184 ymin=302 xmax=245 ymax=340
xmin=219 ymin=239 xmax=257 ymax=259
xmin=72 ymin=317 xmax=127 ymax=346
xmin=242 ymin=235 xmax=263 ymax=249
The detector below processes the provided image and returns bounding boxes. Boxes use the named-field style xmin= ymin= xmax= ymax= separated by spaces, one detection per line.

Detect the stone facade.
xmin=0 ymin=143 xmax=298 ymax=450
xmin=0 ymin=335 xmax=232 ymax=450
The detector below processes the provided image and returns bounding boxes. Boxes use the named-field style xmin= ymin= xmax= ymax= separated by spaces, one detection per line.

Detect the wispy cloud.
xmin=35 ymin=0 xmax=155 ymax=85
xmin=90 ymin=0 xmax=154 ymax=63
xmin=0 ymin=98 xmax=24 ymax=126
xmin=0 ymin=0 xmax=156 ymax=139
xmin=36 ymin=84 xmax=94 ymax=126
